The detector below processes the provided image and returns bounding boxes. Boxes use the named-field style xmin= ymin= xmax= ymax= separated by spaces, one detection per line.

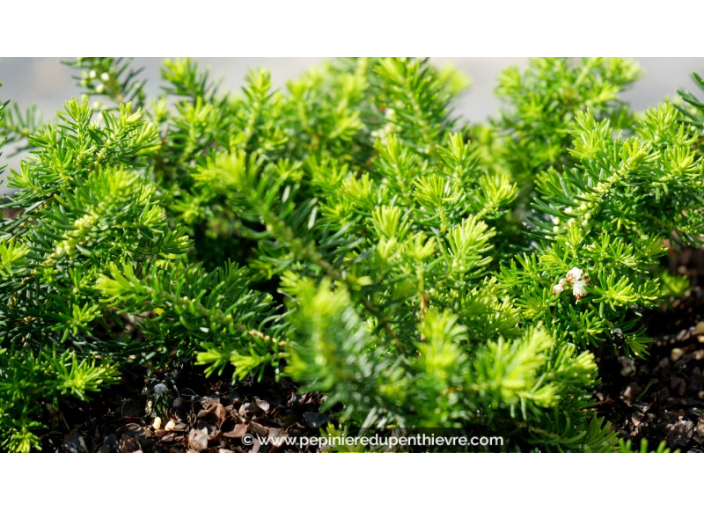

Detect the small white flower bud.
xmin=573 ymin=280 xmax=588 ymax=301
xmin=100 ymin=72 xmax=110 ymax=82
xmin=566 ymin=267 xmax=583 ymax=282
xmin=95 ymin=84 xmax=105 ymax=94
xmin=89 ymin=70 xmax=97 ymax=79
xmin=552 ymin=283 xmax=564 ymax=295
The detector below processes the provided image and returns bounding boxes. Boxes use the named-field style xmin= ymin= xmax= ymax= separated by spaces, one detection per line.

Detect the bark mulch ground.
xmin=593 ymin=248 xmax=704 ymax=452
xmin=44 ymin=367 xmax=330 ymax=453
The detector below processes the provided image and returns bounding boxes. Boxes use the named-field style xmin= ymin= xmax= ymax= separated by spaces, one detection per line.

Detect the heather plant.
xmin=495 ymin=57 xmax=641 ymax=183
xmin=1 ymin=57 xmax=702 ymax=452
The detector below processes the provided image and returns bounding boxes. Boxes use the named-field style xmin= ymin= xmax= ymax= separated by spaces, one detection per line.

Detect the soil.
xmin=593 ymin=248 xmax=704 ymax=452
xmin=43 ymin=367 xmax=330 ymax=453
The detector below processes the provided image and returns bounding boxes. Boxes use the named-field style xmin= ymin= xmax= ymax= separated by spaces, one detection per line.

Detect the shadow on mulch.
xmin=44 ymin=367 xmax=330 ymax=453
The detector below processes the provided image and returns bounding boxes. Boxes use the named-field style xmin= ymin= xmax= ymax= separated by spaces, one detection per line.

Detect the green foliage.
xmin=1 ymin=57 xmax=702 ymax=452
xmin=0 ymin=101 xmax=42 ymax=156
xmin=500 ymin=104 xmax=704 ymax=357
xmin=496 ymin=57 xmax=641 ymax=185
xmin=0 ymin=95 xmax=186 ymax=449
xmin=615 ymin=438 xmax=675 ymax=453
xmin=97 ymin=260 xmax=285 ymax=377
xmin=64 ymin=57 xmax=147 ymax=110
xmin=678 ymin=70 xmax=704 ymax=156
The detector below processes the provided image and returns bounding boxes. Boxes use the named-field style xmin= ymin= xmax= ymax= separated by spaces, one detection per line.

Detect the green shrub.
xmin=1 ymin=57 xmax=701 ymax=452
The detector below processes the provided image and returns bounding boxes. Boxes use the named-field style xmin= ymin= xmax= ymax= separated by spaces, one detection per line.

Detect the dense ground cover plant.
xmin=1 ymin=57 xmax=702 ymax=452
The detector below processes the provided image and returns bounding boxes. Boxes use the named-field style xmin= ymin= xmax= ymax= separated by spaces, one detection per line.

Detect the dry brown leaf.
xmin=223 ymin=423 xmax=249 ymax=439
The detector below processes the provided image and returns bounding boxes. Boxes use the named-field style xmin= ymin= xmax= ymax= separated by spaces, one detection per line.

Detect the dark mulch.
xmin=43 ymin=367 xmax=330 ymax=453
xmin=593 ymin=249 xmax=704 ymax=452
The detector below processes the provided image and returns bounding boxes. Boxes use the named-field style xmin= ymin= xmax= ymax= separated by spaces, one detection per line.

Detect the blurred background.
xmin=2 ymin=57 xmax=704 ymax=194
